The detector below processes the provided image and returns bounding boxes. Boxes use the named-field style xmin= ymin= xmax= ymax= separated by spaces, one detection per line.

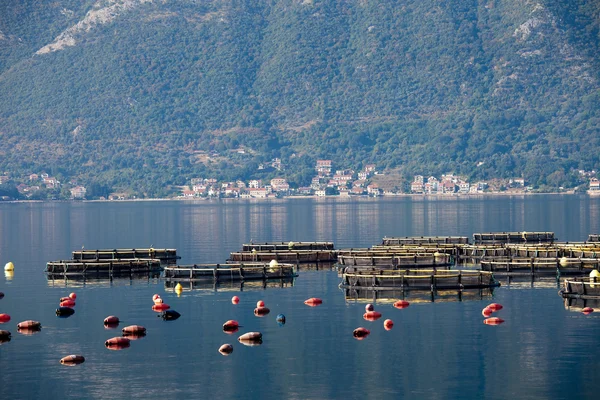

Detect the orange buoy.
xmin=353 ymin=327 xmax=370 ymax=340
xmin=254 ymin=307 xmax=270 ymax=317
xmin=219 ymin=344 xmax=233 ymax=355
xmin=238 ymin=332 xmax=262 ymax=346
xmin=223 ymin=320 xmax=240 ymax=331
xmin=365 ymin=304 xmax=374 ymax=312
xmin=60 ymin=299 xmax=76 ymax=308
xmin=17 ymin=320 xmax=41 ymax=330
xmin=0 ymin=313 xmax=10 ymax=323
xmin=582 ymin=307 xmax=594 ymax=315
xmin=152 ymin=303 xmax=170 ymax=312
xmin=483 ymin=317 xmax=505 ymax=325
xmin=104 ymin=316 xmax=120 ymax=326
xmin=122 ymin=325 xmax=146 ymax=335
xmin=69 ymin=292 xmax=77 ymax=300
xmin=487 ymin=303 xmax=503 ymax=312
xmin=393 ymin=300 xmax=410 ymax=309
xmin=482 ymin=307 xmax=493 ymax=317
xmin=238 ymin=332 xmax=262 ymax=341
xmin=232 ymin=296 xmax=240 ymax=304
xmin=60 ymin=355 xmax=85 ymax=365
xmin=256 ymin=300 xmax=265 ymax=308
xmin=304 ymin=298 xmax=323 ymax=307
xmin=363 ymin=311 xmax=382 ymax=321
xmin=383 ymin=319 xmax=394 ymax=330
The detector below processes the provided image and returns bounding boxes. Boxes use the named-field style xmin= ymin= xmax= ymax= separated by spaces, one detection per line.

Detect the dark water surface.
xmin=1 ymin=196 xmax=600 ymax=399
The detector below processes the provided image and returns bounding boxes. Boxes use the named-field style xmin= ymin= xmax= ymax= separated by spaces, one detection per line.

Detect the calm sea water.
xmin=1 ymin=195 xmax=600 ymax=399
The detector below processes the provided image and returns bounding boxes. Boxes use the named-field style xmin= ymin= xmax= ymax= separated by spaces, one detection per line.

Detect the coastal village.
xmin=1 ymin=160 xmax=599 ymax=200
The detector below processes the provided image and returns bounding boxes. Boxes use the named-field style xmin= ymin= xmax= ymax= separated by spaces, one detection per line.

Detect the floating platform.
xmin=339 ymin=269 xmax=499 ymax=290
xmin=46 ymin=259 xmax=163 ymax=276
xmin=163 ymin=263 xmax=298 ymax=282
xmin=241 ymin=241 xmax=334 ymax=251
xmin=559 ymin=277 xmax=600 ymax=299
xmin=480 ymin=257 xmax=600 ymax=275
xmin=72 ymin=248 xmax=179 ymax=262
xmin=227 ymin=250 xmax=337 ymax=263
xmin=336 ymin=253 xmax=452 ymax=268
xmin=473 ymin=232 xmax=555 ymax=244
xmin=381 ymin=236 xmax=469 ymax=246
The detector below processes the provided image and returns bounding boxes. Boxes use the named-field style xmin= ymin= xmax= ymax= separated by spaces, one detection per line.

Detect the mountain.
xmin=0 ymin=0 xmax=599 ymax=196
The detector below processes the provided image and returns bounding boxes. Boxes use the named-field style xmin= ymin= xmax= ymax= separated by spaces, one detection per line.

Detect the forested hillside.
xmin=0 ymin=0 xmax=599 ymax=196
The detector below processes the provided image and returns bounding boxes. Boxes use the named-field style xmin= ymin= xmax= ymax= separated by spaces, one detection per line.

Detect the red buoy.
xmin=483 ymin=317 xmax=505 ymax=325
xmin=254 ymin=307 xmax=270 ymax=317
xmin=60 ymin=299 xmax=76 ymax=308
xmin=384 ymin=319 xmax=394 ymax=330
xmin=17 ymin=320 xmax=41 ymax=330
xmin=152 ymin=294 xmax=161 ymax=302
xmin=104 ymin=316 xmax=120 ymax=326
xmin=152 ymin=303 xmax=170 ymax=312
xmin=365 ymin=304 xmax=374 ymax=312
xmin=153 ymin=297 xmax=164 ymax=305
xmin=304 ymin=298 xmax=323 ymax=307
xmin=232 ymin=296 xmax=240 ymax=304
xmin=219 ymin=344 xmax=233 ymax=355
xmin=122 ymin=325 xmax=146 ymax=335
xmin=69 ymin=293 xmax=77 ymax=300
xmin=482 ymin=307 xmax=493 ymax=317
xmin=105 ymin=337 xmax=131 ymax=350
xmin=487 ymin=303 xmax=503 ymax=312
xmin=223 ymin=326 xmax=239 ymax=335
xmin=393 ymin=300 xmax=410 ymax=309
xmin=582 ymin=307 xmax=594 ymax=315
xmin=363 ymin=311 xmax=382 ymax=321
xmin=0 ymin=313 xmax=10 ymax=323
xmin=353 ymin=327 xmax=370 ymax=340
xmin=256 ymin=300 xmax=265 ymax=308
xmin=59 ymin=297 xmax=71 ymax=302
xmin=60 ymin=355 xmax=85 ymax=365
xmin=223 ymin=320 xmax=240 ymax=331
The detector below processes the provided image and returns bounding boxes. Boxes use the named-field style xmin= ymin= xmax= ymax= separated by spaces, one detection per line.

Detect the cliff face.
xmin=0 ymin=0 xmax=598 ymax=194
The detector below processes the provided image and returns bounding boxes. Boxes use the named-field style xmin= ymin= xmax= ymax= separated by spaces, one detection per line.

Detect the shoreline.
xmin=1 ymin=190 xmax=589 ymax=204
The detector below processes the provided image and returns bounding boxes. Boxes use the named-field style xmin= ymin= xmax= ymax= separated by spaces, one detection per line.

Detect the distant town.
xmin=1 ymin=160 xmax=599 ymax=201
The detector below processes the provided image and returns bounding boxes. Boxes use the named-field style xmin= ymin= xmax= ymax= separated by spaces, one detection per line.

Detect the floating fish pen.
xmin=163 ymin=263 xmax=298 ymax=282
xmin=494 ymin=275 xmax=559 ymax=289
xmin=339 ymin=269 xmax=499 ymax=290
xmin=559 ymin=277 xmax=600 ymax=299
xmin=241 ymin=241 xmax=334 ymax=251
xmin=554 ymin=244 xmax=600 ymax=258
xmin=588 ymin=234 xmax=600 ymax=242
xmin=503 ymin=245 xmax=561 ymax=258
xmin=347 ymin=246 xmax=458 ymax=255
xmin=46 ymin=259 xmax=163 ymax=276
xmin=480 ymin=257 xmax=600 ymax=275
xmin=473 ymin=232 xmax=555 ymax=244
xmin=456 ymin=245 xmax=509 ymax=263
xmin=227 ymin=250 xmax=337 ymax=263
xmin=344 ymin=287 xmax=494 ymax=303
xmin=163 ymin=277 xmax=294 ymax=292
xmin=381 ymin=236 xmax=469 ymax=246
xmin=72 ymin=248 xmax=180 ymax=262
xmin=337 ymin=253 xmax=452 ymax=268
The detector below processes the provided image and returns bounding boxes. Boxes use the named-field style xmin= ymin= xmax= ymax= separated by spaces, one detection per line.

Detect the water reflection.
xmin=46 ymin=273 xmax=161 ymax=288
xmin=163 ymin=277 xmax=295 ymax=293
xmin=343 ymin=287 xmax=495 ymax=304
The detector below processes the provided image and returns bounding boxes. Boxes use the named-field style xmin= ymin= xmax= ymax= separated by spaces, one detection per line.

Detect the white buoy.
xmin=559 ymin=257 xmax=569 ymax=267
xmin=4 ymin=262 xmax=14 ymax=272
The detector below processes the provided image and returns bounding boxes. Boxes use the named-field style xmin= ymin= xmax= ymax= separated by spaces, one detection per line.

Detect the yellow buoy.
xmin=269 ymin=259 xmax=279 ymax=272
xmin=4 ymin=262 xmax=14 ymax=271
xmin=175 ymin=283 xmax=183 ymax=292
xmin=559 ymin=257 xmax=569 ymax=267
xmin=590 ymin=269 xmax=600 ymax=288
xmin=288 ymin=241 xmax=295 ymax=249
xmin=5 ymin=270 xmax=14 ymax=280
